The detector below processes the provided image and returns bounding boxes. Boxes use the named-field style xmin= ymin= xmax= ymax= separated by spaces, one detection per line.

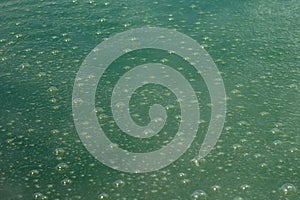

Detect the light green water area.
xmin=1 ymin=0 xmax=300 ymax=199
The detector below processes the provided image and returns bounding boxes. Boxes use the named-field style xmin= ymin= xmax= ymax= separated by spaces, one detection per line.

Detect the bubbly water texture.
xmin=0 ymin=0 xmax=299 ymax=199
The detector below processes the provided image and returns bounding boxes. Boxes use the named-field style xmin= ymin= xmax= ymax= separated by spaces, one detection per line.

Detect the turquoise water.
xmin=1 ymin=0 xmax=300 ymax=199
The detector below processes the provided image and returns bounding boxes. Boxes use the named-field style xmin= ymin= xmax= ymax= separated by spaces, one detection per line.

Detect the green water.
xmin=1 ymin=0 xmax=300 ymax=199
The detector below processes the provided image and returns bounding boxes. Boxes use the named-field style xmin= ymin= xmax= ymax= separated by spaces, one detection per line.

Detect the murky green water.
xmin=1 ymin=0 xmax=300 ymax=199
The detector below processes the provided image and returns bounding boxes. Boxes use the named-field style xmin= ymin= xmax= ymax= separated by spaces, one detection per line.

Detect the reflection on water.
xmin=0 ymin=0 xmax=299 ymax=199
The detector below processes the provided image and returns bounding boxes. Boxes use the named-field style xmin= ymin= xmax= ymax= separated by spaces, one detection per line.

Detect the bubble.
xmin=115 ymin=102 xmax=125 ymax=109
xmin=232 ymin=144 xmax=242 ymax=150
xmin=47 ymin=184 xmax=54 ymax=189
xmin=259 ymin=111 xmax=269 ymax=116
xmin=289 ymin=147 xmax=298 ymax=153
xmin=260 ymin=163 xmax=268 ymax=168
xmin=94 ymin=107 xmax=104 ymax=114
xmin=279 ymin=183 xmax=297 ymax=196
xmin=51 ymin=129 xmax=60 ymax=134
xmin=72 ymin=97 xmax=83 ymax=106
xmin=288 ymin=83 xmax=297 ymax=89
xmin=191 ymin=157 xmax=207 ymax=167
xmin=182 ymin=179 xmax=190 ymax=184
xmin=225 ymin=126 xmax=233 ymax=132
xmin=27 ymin=128 xmax=35 ymax=133
xmin=49 ymin=98 xmax=57 ymax=103
xmin=113 ymin=180 xmax=125 ymax=188
xmin=47 ymin=86 xmax=58 ymax=95
xmin=274 ymin=122 xmax=284 ymax=128
xmin=33 ymin=193 xmax=48 ymax=200
xmin=29 ymin=169 xmax=39 ymax=177
xmin=240 ymin=184 xmax=251 ymax=191
xmin=191 ymin=190 xmax=208 ymax=200
xmin=143 ymin=128 xmax=154 ymax=136
xmin=271 ymin=128 xmax=280 ymax=134
xmin=238 ymin=121 xmax=249 ymax=127
xmin=98 ymin=114 xmax=108 ymax=120
xmin=56 ymin=163 xmax=69 ymax=172
xmin=14 ymin=33 xmax=21 ymax=39
xmin=64 ymin=38 xmax=71 ymax=42
xmin=109 ymin=143 xmax=118 ymax=149
xmin=53 ymin=148 xmax=65 ymax=156
xmin=98 ymin=193 xmax=109 ymax=199
xmin=20 ymin=63 xmax=30 ymax=70
xmin=51 ymin=50 xmax=59 ymax=55
xmin=153 ymin=117 xmax=164 ymax=125
xmin=61 ymin=178 xmax=72 ymax=186
xmin=233 ymin=197 xmax=244 ymax=200
xmin=273 ymin=140 xmax=282 ymax=146
xmin=231 ymin=89 xmax=241 ymax=95
xmin=191 ymin=158 xmax=200 ymax=166
xmin=253 ymin=153 xmax=262 ymax=159
xmin=211 ymin=185 xmax=221 ymax=192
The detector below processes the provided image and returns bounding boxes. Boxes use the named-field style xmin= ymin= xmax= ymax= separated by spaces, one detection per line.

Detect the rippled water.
xmin=1 ymin=0 xmax=300 ymax=199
